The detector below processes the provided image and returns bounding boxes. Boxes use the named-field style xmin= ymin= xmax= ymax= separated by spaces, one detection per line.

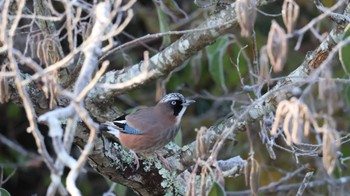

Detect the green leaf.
xmin=0 ymin=188 xmax=11 ymax=196
xmin=206 ymin=36 xmax=230 ymax=92
xmin=340 ymin=24 xmax=350 ymax=75
xmin=344 ymin=84 xmax=350 ymax=108
xmin=208 ymin=182 xmax=226 ymax=196
xmin=154 ymin=1 xmax=171 ymax=48
xmin=6 ymin=103 xmax=21 ymax=120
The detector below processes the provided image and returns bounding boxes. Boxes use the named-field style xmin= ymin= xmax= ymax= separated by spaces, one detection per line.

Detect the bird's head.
xmin=158 ymin=93 xmax=195 ymax=125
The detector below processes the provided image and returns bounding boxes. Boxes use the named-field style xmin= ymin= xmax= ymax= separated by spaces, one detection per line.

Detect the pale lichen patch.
xmin=178 ymin=40 xmax=190 ymax=54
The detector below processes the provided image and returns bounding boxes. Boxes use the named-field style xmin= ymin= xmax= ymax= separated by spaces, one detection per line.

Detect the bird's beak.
xmin=182 ymin=99 xmax=195 ymax=106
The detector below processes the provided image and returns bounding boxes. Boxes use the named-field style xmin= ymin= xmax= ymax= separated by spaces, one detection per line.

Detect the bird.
xmin=100 ymin=93 xmax=195 ymax=169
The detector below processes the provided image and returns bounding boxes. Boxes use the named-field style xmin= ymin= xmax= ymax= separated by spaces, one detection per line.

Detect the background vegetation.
xmin=1 ymin=0 xmax=350 ymax=195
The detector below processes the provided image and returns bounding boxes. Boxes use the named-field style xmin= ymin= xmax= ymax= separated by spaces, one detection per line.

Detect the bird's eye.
xmin=171 ymin=101 xmax=176 ymax=105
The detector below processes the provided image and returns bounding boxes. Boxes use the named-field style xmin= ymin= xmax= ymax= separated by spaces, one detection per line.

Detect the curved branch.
xmin=84 ymin=3 xmax=240 ymax=120
xmin=74 ymin=2 xmax=350 ymax=194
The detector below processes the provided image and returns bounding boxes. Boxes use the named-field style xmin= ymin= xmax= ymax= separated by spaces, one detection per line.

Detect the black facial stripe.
xmin=169 ymin=100 xmax=183 ymax=116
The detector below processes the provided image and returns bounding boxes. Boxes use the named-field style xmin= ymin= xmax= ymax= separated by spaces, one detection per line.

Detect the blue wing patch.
xmin=112 ymin=115 xmax=142 ymax=135
xmin=122 ymin=124 xmax=143 ymax=135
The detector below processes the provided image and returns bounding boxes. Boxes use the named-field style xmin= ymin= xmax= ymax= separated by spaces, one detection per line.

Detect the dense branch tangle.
xmin=1 ymin=0 xmax=134 ymax=195
xmin=1 ymin=0 xmax=350 ymax=195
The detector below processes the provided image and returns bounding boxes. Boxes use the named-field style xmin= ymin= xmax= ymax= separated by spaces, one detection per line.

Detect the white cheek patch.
xmin=175 ymin=107 xmax=187 ymax=125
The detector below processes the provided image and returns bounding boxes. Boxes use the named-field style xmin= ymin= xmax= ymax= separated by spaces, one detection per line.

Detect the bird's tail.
xmin=99 ymin=121 xmax=121 ymax=141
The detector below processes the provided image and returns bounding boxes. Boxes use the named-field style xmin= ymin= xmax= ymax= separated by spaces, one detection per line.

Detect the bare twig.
xmin=38 ymin=2 xmax=113 ymax=195
xmin=6 ymin=0 xmax=57 ymax=174
xmin=296 ymin=171 xmax=314 ymax=196
xmin=0 ymin=133 xmax=39 ymax=159
xmin=228 ymin=174 xmax=350 ymax=195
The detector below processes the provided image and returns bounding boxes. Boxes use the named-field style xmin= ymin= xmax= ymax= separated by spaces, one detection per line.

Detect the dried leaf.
xmin=236 ymin=0 xmax=257 ymax=37
xmin=267 ymin=20 xmax=288 ymax=73
xmin=186 ymin=166 xmax=198 ymax=196
xmin=258 ymin=45 xmax=270 ymax=83
xmin=244 ymin=158 xmax=250 ymax=186
xmin=0 ymin=65 xmax=10 ymax=104
xmin=245 ymin=158 xmax=260 ymax=195
xmin=214 ymin=165 xmax=225 ymax=188
xmin=318 ymin=69 xmax=339 ymax=114
xmin=271 ymin=98 xmax=310 ymax=146
xmin=250 ymin=158 xmax=260 ymax=196
xmin=158 ymin=0 xmax=187 ymax=21
xmin=200 ymin=169 xmax=206 ymax=196
xmin=196 ymin=127 xmax=209 ymax=160
xmin=282 ymin=0 xmax=299 ymax=33
xmin=321 ymin=123 xmax=340 ymax=175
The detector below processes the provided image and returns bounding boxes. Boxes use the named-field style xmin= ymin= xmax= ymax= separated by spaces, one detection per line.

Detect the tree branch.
xmin=73 ymin=2 xmax=350 ymax=195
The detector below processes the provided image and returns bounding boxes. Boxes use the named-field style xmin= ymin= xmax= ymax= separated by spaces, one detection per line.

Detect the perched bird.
xmin=101 ymin=93 xmax=195 ymax=169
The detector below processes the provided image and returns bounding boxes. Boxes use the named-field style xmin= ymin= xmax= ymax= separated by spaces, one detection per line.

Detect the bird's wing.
xmin=123 ymin=124 xmax=143 ymax=135
xmin=113 ymin=114 xmax=127 ymax=127
xmin=125 ymin=106 xmax=175 ymax=134
xmin=113 ymin=114 xmax=143 ymax=135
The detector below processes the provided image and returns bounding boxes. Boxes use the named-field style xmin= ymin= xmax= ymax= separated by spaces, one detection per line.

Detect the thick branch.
xmin=75 ymin=3 xmax=350 ymax=195
xmin=85 ymin=3 xmax=240 ymax=120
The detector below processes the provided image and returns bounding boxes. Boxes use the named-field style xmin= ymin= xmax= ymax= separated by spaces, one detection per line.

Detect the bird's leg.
xmin=130 ymin=150 xmax=140 ymax=170
xmin=156 ymin=152 xmax=171 ymax=170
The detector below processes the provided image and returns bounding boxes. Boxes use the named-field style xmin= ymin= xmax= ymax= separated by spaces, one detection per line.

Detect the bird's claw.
xmin=156 ymin=152 xmax=171 ymax=170
xmin=130 ymin=150 xmax=140 ymax=170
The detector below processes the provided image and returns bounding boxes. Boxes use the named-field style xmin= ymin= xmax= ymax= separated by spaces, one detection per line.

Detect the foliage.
xmin=1 ymin=0 xmax=350 ymax=195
